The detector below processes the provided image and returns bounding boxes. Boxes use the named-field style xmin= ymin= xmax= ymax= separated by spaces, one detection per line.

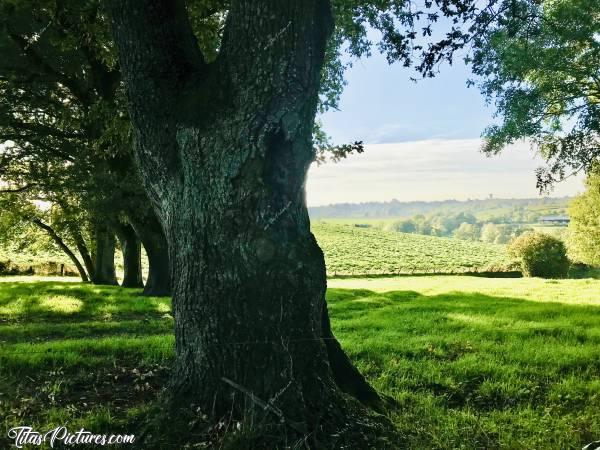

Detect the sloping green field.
xmin=312 ymin=221 xmax=512 ymax=276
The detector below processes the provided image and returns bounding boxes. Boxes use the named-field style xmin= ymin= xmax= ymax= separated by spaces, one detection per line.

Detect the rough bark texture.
xmin=72 ymin=229 xmax=96 ymax=281
xmin=92 ymin=224 xmax=118 ymax=285
xmin=129 ymin=211 xmax=172 ymax=296
xmin=116 ymin=222 xmax=144 ymax=288
xmin=110 ymin=1 xmax=386 ymax=446
xmin=32 ymin=219 xmax=89 ymax=282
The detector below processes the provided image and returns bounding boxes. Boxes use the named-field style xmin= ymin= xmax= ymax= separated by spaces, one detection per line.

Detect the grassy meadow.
xmin=0 ymin=246 xmax=77 ymax=277
xmin=1 ymin=276 xmax=599 ymax=449
xmin=313 ymin=221 xmax=512 ymax=275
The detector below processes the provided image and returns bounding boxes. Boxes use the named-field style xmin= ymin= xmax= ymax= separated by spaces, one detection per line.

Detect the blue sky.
xmin=306 ymin=49 xmax=584 ymax=206
xmin=320 ymin=49 xmax=492 ymax=144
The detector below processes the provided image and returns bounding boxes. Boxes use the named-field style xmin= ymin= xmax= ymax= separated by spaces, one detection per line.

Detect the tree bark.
xmin=116 ymin=222 xmax=144 ymax=288
xmin=31 ymin=219 xmax=89 ymax=282
xmin=92 ymin=224 xmax=118 ymax=285
xmin=110 ymin=0 xmax=385 ymax=445
xmin=72 ymin=229 xmax=96 ymax=281
xmin=129 ymin=210 xmax=172 ymax=296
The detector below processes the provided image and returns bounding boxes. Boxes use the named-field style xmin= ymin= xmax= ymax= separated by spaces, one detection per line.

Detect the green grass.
xmin=2 ymin=276 xmax=600 ymax=448
xmin=0 ymin=246 xmax=78 ymax=276
xmin=313 ymin=221 xmax=513 ymax=275
xmin=0 ymin=240 xmax=150 ymax=278
xmin=328 ymin=276 xmax=600 ymax=448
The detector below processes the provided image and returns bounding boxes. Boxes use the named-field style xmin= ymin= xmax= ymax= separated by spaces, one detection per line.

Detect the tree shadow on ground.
xmin=0 ymin=281 xmax=170 ymax=322
xmin=327 ymin=287 xmax=600 ymax=448
xmin=1 ymin=281 xmax=599 ymax=448
xmin=328 ymin=287 xmax=600 ymax=397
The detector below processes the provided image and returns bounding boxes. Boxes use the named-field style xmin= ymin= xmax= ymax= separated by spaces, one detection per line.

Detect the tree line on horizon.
xmin=310 ymin=196 xmax=570 ymax=220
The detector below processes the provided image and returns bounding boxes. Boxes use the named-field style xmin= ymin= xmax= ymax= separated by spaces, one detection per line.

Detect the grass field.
xmin=0 ymin=245 xmax=149 ymax=279
xmin=0 ymin=246 xmax=76 ymax=276
xmin=312 ymin=221 xmax=513 ymax=275
xmin=1 ymin=276 xmax=599 ymax=449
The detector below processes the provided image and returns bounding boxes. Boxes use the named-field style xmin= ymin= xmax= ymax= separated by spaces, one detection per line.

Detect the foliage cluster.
xmin=568 ymin=168 xmax=600 ymax=266
xmin=389 ymin=212 xmax=531 ymax=243
xmin=508 ymin=231 xmax=570 ymax=278
xmin=471 ymin=0 xmax=600 ymax=188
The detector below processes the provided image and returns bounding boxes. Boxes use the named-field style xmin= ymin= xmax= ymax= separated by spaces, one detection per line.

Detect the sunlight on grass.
xmin=0 ymin=280 xmax=171 ymax=319
xmin=0 ymin=298 xmax=30 ymax=315
xmin=1 ymin=276 xmax=599 ymax=449
xmin=0 ymin=276 xmax=80 ymax=283
xmin=0 ymin=335 xmax=174 ymax=372
xmin=446 ymin=312 xmax=548 ymax=330
xmin=329 ymin=275 xmax=600 ymax=305
xmin=155 ymin=303 xmax=171 ymax=313
xmin=39 ymin=295 xmax=83 ymax=314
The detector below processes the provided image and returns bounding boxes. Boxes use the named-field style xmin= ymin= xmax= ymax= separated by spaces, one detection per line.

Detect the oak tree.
xmin=108 ymin=0 xmax=502 ymax=446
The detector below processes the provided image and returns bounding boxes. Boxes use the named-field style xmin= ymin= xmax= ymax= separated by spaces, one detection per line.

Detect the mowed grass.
xmin=1 ymin=276 xmax=600 ymax=449
xmin=312 ymin=221 xmax=512 ymax=275
xmin=329 ymin=276 xmax=600 ymax=448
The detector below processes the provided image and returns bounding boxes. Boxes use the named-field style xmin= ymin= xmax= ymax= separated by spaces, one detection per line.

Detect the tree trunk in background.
xmin=116 ymin=222 xmax=144 ymax=288
xmin=32 ymin=219 xmax=89 ymax=282
xmin=129 ymin=211 xmax=171 ymax=296
xmin=110 ymin=1 xmax=384 ymax=445
xmin=72 ymin=229 xmax=95 ymax=281
xmin=92 ymin=224 xmax=118 ymax=285
xmin=143 ymin=237 xmax=171 ymax=296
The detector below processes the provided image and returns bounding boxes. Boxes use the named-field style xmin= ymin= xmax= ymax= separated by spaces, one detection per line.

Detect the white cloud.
xmin=306 ymin=138 xmax=584 ymax=206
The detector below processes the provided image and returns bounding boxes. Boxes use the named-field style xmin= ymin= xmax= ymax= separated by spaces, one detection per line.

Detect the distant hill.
xmin=309 ymin=197 xmax=572 ymax=222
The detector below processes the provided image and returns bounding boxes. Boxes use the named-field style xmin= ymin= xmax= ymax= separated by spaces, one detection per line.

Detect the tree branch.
xmin=53 ymin=3 xmax=121 ymax=101
xmin=108 ymin=0 xmax=206 ymax=104
xmin=6 ymin=30 xmax=92 ymax=106
xmin=30 ymin=218 xmax=89 ymax=282
xmin=0 ymin=184 xmax=36 ymax=194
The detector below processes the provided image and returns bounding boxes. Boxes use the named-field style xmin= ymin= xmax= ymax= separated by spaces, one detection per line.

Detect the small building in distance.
xmin=538 ymin=215 xmax=570 ymax=225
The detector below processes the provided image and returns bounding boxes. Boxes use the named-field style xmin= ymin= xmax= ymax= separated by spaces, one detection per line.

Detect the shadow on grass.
xmin=1 ymin=281 xmax=599 ymax=448
xmin=328 ymin=287 xmax=600 ymax=418
xmin=0 ymin=281 xmax=170 ymax=322
xmin=327 ymin=287 xmax=600 ymax=329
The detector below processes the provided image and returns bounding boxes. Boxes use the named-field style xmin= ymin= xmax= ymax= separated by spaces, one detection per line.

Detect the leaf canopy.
xmin=470 ymin=0 xmax=600 ymax=190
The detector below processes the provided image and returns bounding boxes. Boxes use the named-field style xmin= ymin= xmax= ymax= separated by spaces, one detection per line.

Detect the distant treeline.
xmin=387 ymin=214 xmax=530 ymax=244
xmin=309 ymin=197 xmax=571 ymax=222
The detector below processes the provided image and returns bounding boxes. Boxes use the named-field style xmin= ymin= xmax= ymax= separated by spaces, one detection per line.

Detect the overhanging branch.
xmin=0 ymin=183 xmax=36 ymax=194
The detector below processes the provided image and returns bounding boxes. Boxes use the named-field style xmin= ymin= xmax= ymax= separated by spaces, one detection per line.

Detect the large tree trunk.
xmin=92 ymin=224 xmax=118 ymax=285
xmin=129 ymin=211 xmax=171 ymax=296
xmin=116 ymin=222 xmax=144 ymax=288
xmin=110 ymin=1 xmax=385 ymax=446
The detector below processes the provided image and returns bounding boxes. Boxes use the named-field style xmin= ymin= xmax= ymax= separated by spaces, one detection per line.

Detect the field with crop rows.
xmin=312 ymin=221 xmax=513 ymax=276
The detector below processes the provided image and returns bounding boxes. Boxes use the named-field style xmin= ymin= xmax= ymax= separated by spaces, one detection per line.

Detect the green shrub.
xmin=508 ymin=232 xmax=570 ymax=278
xmin=389 ymin=219 xmax=416 ymax=233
